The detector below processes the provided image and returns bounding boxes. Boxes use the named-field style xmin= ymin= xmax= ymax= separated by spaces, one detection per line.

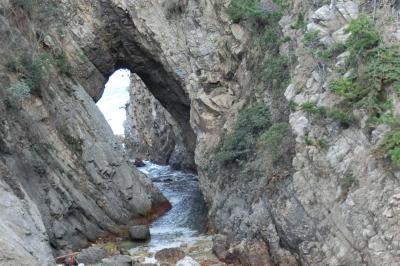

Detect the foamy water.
xmin=133 ymin=161 xmax=208 ymax=253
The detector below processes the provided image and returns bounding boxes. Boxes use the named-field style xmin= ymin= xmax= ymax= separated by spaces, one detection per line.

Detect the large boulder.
xmin=129 ymin=225 xmax=150 ymax=241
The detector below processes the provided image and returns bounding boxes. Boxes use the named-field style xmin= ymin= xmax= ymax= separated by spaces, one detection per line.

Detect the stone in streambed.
xmin=134 ymin=158 xmax=146 ymax=167
xmin=75 ymin=246 xmax=108 ymax=264
xmin=97 ymin=255 xmax=133 ymax=266
xmin=176 ymin=256 xmax=200 ymax=266
xmin=212 ymin=234 xmax=229 ymax=261
xmin=129 ymin=225 xmax=150 ymax=241
xmin=155 ymin=247 xmax=185 ymax=265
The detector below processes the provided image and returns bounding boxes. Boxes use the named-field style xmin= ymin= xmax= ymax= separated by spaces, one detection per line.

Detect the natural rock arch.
xmin=71 ymin=1 xmax=197 ymax=170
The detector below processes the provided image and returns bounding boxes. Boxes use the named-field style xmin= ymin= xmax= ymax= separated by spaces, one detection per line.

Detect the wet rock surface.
xmin=129 ymin=225 xmax=151 ymax=241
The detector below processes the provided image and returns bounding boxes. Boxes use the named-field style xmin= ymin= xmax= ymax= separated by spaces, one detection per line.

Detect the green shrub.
xmin=326 ymin=109 xmax=354 ymax=124
xmin=330 ymin=46 xmax=400 ymax=117
xmin=6 ymin=51 xmax=72 ymax=95
xmin=328 ymin=13 xmax=400 ymax=140
xmin=291 ymin=12 xmax=306 ymax=30
xmin=345 ymin=13 xmax=381 ymax=60
xmin=263 ymin=55 xmax=290 ymax=89
xmin=10 ymin=0 xmax=36 ymax=12
xmin=304 ymin=136 xmax=326 ymax=149
xmin=61 ymin=131 xmax=83 ymax=155
xmin=226 ymin=0 xmax=266 ymax=23
xmin=234 ymin=104 xmax=272 ymax=135
xmin=10 ymin=0 xmax=63 ymax=24
xmin=340 ymin=172 xmax=357 ymax=196
xmin=7 ymin=53 xmax=50 ymax=94
xmin=259 ymin=122 xmax=289 ymax=147
xmin=377 ymin=129 xmax=400 ymax=166
xmin=216 ymin=104 xmax=271 ymax=165
xmin=330 ymin=78 xmax=357 ymax=98
xmin=226 ymin=0 xmax=286 ymax=25
xmin=272 ymin=0 xmax=290 ymax=9
xmin=6 ymin=81 xmax=31 ymax=106
xmin=304 ymin=136 xmax=314 ymax=146
xmin=52 ymin=52 xmax=73 ymax=76
xmin=300 ymin=102 xmax=353 ymax=124
xmin=303 ymin=30 xmax=320 ymax=49
xmin=20 ymin=53 xmax=50 ymax=92
xmin=363 ymin=46 xmax=400 ymax=90
xmin=300 ymin=102 xmax=326 ymax=117
xmin=316 ymin=42 xmax=346 ymax=60
xmin=5 ymin=57 xmax=19 ymax=72
xmin=390 ymin=148 xmax=400 ymax=166
xmin=262 ymin=28 xmax=280 ymax=51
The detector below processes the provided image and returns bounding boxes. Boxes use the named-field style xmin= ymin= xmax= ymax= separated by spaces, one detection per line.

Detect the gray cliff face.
xmin=0 ymin=0 xmax=400 ymax=265
xmin=0 ymin=0 xmax=167 ymax=264
xmin=283 ymin=2 xmax=400 ymax=265
xmin=124 ymin=74 xmax=193 ymax=170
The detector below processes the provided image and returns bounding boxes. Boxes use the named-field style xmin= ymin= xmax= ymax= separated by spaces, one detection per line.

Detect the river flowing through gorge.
xmin=136 ymin=161 xmax=208 ymax=251
xmin=122 ymin=161 xmax=215 ymax=264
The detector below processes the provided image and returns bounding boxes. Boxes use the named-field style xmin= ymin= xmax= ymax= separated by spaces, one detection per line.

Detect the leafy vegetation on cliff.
xmin=5 ymin=51 xmax=72 ymax=103
xmin=221 ymin=0 xmax=292 ymax=167
xmin=10 ymin=0 xmax=64 ymax=24
xmin=326 ymin=13 xmax=400 ymax=166
xmin=300 ymin=102 xmax=354 ymax=125
xmin=338 ymin=172 xmax=358 ymax=200
xmin=226 ymin=0 xmax=288 ymax=25
xmin=3 ymin=0 xmax=72 ymax=107
xmin=376 ymin=129 xmax=400 ymax=166
xmin=263 ymin=55 xmax=290 ymax=90
xmin=6 ymin=53 xmax=50 ymax=94
xmin=5 ymin=81 xmax=32 ymax=105
xmin=258 ymin=122 xmax=290 ymax=151
xmin=216 ymin=104 xmax=272 ymax=165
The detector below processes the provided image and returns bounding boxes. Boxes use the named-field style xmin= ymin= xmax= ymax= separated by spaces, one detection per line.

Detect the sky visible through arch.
xmin=96 ymin=69 xmax=131 ymax=135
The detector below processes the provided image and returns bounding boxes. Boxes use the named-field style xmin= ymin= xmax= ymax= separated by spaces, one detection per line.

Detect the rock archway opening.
xmin=96 ymin=68 xmax=195 ymax=172
xmin=96 ymin=69 xmax=131 ymax=136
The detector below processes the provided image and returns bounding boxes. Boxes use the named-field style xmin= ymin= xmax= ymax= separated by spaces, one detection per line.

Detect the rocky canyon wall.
xmin=0 ymin=0 xmax=168 ymax=264
xmin=0 ymin=0 xmax=400 ymax=265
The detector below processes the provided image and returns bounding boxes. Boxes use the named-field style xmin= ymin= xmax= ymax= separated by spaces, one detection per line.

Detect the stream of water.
xmin=134 ymin=161 xmax=209 ymax=252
